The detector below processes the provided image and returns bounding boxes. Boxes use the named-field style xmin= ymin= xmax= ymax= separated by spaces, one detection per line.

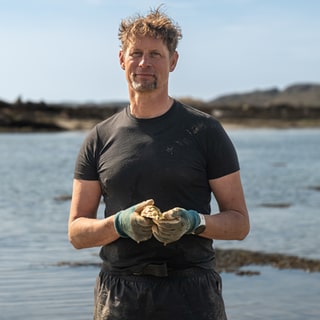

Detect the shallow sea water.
xmin=0 ymin=128 xmax=319 ymax=319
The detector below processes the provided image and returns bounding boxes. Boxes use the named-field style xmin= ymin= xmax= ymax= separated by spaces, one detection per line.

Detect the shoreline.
xmin=221 ymin=118 xmax=320 ymax=130
xmin=55 ymin=248 xmax=320 ymax=276
xmin=1 ymin=98 xmax=320 ymax=132
xmin=1 ymin=118 xmax=320 ymax=133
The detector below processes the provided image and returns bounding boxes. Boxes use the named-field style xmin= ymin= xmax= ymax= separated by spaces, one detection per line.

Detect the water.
xmin=218 ymin=128 xmax=320 ymax=260
xmin=0 ymin=128 xmax=319 ymax=319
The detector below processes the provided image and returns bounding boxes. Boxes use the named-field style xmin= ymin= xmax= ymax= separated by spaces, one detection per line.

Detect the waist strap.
xmin=102 ymin=262 xmax=213 ymax=278
xmin=133 ymin=263 xmax=169 ymax=277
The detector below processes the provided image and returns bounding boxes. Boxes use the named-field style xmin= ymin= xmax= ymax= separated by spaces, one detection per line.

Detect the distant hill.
xmin=210 ymin=83 xmax=320 ymax=108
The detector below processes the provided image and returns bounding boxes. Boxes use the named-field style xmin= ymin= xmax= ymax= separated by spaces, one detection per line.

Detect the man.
xmin=68 ymin=7 xmax=249 ymax=320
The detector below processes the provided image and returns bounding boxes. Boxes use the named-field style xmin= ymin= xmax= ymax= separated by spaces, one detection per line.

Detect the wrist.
xmin=114 ymin=211 xmax=129 ymax=238
xmin=185 ymin=209 xmax=201 ymax=234
xmin=191 ymin=212 xmax=206 ymax=235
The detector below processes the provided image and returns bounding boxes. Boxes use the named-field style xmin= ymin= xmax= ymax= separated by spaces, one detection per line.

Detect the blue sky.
xmin=1 ymin=0 xmax=320 ymax=103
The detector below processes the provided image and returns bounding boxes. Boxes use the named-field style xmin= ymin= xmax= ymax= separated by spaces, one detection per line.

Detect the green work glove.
xmin=152 ymin=207 xmax=200 ymax=244
xmin=114 ymin=199 xmax=154 ymax=243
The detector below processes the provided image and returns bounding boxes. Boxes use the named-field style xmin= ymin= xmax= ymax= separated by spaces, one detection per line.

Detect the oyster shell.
xmin=140 ymin=205 xmax=163 ymax=220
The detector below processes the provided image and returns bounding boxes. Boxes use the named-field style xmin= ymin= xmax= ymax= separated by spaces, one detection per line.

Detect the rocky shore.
xmin=1 ymin=83 xmax=320 ymax=131
xmin=215 ymin=248 xmax=320 ymax=275
xmin=55 ymin=248 xmax=320 ymax=276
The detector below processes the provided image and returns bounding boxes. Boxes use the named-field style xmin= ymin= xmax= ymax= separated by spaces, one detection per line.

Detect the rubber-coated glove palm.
xmin=114 ymin=199 xmax=154 ymax=243
xmin=152 ymin=207 xmax=200 ymax=244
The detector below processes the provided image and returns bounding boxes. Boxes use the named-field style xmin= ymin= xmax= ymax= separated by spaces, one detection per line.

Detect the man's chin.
xmin=132 ymin=81 xmax=157 ymax=92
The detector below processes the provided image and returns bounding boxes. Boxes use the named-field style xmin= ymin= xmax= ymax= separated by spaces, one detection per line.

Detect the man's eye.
xmin=151 ymin=52 xmax=161 ymax=57
xmin=131 ymin=52 xmax=141 ymax=57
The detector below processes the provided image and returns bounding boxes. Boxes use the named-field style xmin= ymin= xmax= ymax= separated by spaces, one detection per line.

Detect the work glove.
xmin=152 ymin=207 xmax=200 ymax=244
xmin=114 ymin=199 xmax=154 ymax=243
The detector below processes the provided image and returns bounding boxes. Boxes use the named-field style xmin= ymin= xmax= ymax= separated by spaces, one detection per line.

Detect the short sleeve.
xmin=74 ymin=127 xmax=100 ymax=180
xmin=206 ymin=121 xmax=239 ymax=179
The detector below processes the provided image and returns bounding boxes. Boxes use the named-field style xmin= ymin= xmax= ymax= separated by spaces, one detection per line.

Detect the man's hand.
xmin=114 ymin=199 xmax=154 ymax=243
xmin=152 ymin=208 xmax=200 ymax=244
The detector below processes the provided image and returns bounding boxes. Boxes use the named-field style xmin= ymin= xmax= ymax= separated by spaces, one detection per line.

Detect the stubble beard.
xmin=131 ymin=74 xmax=157 ymax=92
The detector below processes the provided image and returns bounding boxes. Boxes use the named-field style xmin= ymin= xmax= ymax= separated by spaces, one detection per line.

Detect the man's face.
xmin=119 ymin=36 xmax=178 ymax=93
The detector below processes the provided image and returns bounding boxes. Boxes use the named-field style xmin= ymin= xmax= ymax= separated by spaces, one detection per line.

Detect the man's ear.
xmin=119 ymin=50 xmax=125 ymax=70
xmin=169 ymin=51 xmax=179 ymax=72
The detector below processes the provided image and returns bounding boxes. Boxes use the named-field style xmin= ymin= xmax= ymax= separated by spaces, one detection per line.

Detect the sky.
xmin=1 ymin=0 xmax=320 ymax=103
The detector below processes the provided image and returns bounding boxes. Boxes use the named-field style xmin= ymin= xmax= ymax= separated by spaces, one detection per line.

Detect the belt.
xmin=132 ymin=263 xmax=169 ymax=277
xmin=102 ymin=262 xmax=213 ymax=278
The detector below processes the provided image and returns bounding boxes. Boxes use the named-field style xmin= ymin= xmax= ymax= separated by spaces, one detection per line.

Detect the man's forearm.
xmin=200 ymin=210 xmax=250 ymax=240
xmin=68 ymin=216 xmax=119 ymax=249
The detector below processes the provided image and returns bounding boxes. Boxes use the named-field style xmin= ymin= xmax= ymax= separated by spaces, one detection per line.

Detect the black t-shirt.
xmin=74 ymin=100 xmax=239 ymax=271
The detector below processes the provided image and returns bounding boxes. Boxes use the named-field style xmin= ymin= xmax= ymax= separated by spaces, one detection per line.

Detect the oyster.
xmin=140 ymin=205 xmax=163 ymax=220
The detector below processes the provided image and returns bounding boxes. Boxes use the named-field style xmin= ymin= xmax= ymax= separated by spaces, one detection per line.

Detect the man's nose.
xmin=139 ymin=54 xmax=151 ymax=68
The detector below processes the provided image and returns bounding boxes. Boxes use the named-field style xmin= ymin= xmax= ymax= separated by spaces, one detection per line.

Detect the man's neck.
xmin=129 ymin=91 xmax=173 ymax=119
